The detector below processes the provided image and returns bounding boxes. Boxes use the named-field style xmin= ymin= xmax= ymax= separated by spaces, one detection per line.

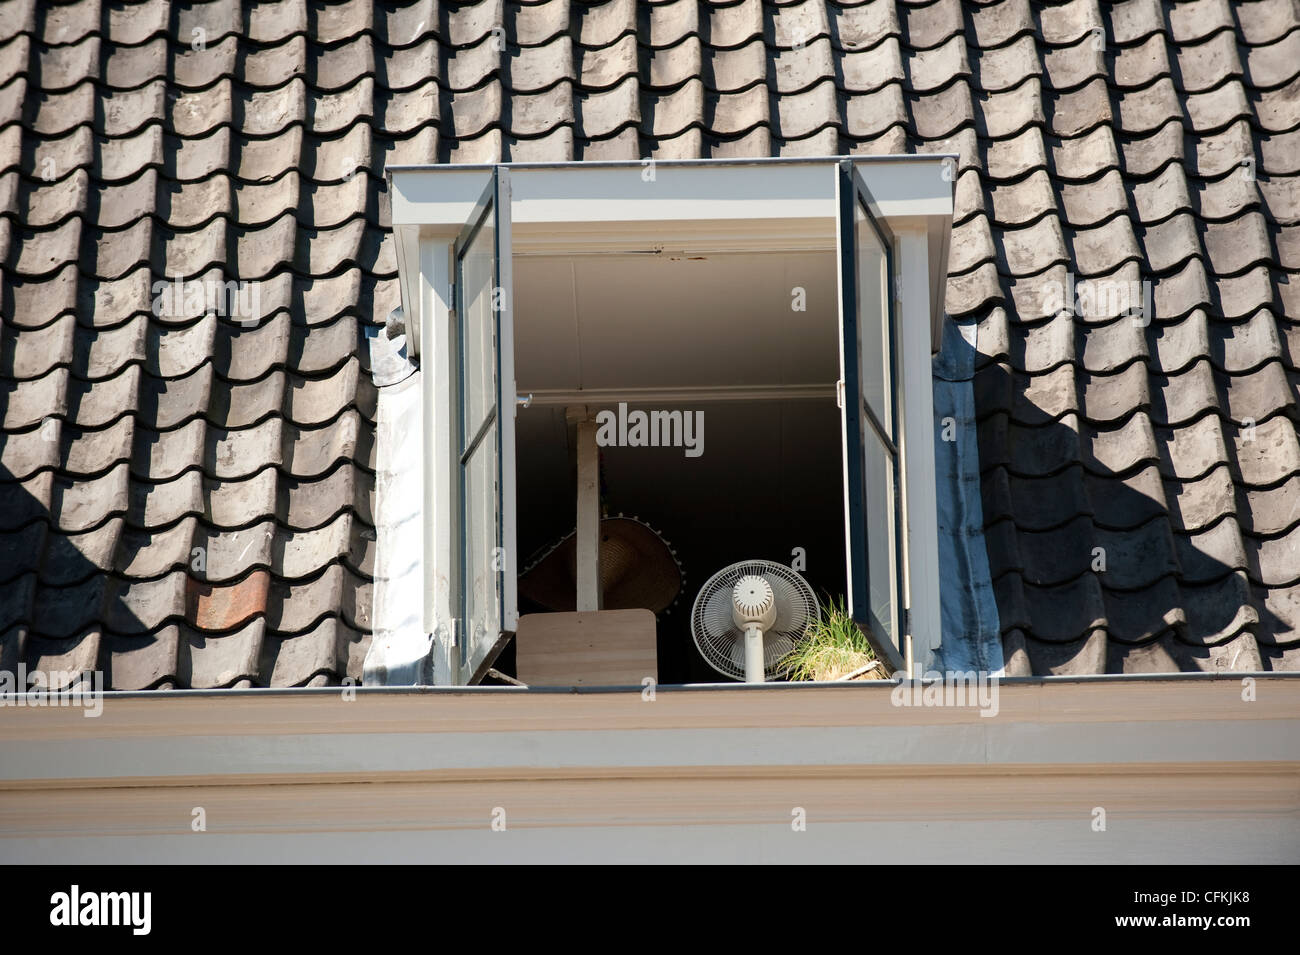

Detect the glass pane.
xmin=855 ymin=200 xmax=891 ymax=437
xmin=462 ymin=422 xmax=500 ymax=665
xmin=460 ymin=214 xmax=497 ymax=446
xmin=862 ymin=424 xmax=897 ymax=641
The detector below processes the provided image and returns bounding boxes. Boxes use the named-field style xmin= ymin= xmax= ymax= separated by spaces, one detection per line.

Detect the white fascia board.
xmin=391 ymin=163 xmax=831 ymax=226
xmin=509 ymin=163 xmax=833 ymax=223
xmin=861 ymin=161 xmax=955 ymax=219
xmin=389 ymin=156 xmax=954 ymax=229
xmin=390 ymin=167 xmax=491 ymax=227
xmin=391 ymin=157 xmax=955 ymax=352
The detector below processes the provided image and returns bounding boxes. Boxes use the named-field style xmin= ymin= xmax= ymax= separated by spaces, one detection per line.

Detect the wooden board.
xmin=515 ymin=610 xmax=657 ymax=687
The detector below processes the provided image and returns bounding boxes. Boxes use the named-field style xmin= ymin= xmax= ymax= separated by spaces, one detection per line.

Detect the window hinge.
xmin=447 ymin=618 xmax=459 ymax=648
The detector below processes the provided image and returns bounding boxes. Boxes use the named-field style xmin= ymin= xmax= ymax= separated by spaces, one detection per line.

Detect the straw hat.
xmin=518 ymin=516 xmax=683 ymax=614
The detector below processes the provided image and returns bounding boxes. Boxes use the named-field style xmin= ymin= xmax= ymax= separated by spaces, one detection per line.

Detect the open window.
xmin=838 ymin=163 xmax=905 ymax=660
xmin=449 ymin=169 xmax=518 ymax=684
xmin=390 ymin=158 xmax=952 ymax=685
xmin=511 ymin=249 xmax=847 ymax=683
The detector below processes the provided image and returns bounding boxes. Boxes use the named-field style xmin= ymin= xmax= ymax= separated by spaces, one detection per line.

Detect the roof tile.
xmin=2 ymin=0 xmax=1296 ymax=685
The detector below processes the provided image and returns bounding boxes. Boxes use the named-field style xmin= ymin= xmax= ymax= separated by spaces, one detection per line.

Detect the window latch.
xmin=835 ymin=379 xmax=845 ymax=410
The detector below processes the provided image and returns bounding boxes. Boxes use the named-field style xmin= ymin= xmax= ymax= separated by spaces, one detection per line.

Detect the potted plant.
xmin=779 ymin=596 xmax=889 ymax=681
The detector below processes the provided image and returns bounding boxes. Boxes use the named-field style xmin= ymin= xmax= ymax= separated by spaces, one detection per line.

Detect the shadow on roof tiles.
xmin=973 ymin=358 xmax=1293 ymax=674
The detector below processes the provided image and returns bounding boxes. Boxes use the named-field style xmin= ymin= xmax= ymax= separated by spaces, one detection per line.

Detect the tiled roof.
xmin=0 ymin=0 xmax=1296 ymax=686
xmin=957 ymin=0 xmax=1300 ymax=674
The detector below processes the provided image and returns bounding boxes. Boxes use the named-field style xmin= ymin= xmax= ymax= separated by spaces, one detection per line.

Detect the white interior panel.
xmin=514 ymin=251 xmax=839 ymax=393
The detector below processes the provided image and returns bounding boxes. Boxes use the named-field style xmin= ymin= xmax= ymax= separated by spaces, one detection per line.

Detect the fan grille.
xmin=690 ymin=560 xmax=820 ymax=681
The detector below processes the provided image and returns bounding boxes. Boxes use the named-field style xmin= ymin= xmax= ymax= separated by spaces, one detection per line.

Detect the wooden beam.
xmin=572 ymin=410 xmax=601 ymax=611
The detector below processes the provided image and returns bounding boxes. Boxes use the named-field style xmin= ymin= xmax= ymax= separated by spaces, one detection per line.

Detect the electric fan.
xmin=690 ymin=560 xmax=820 ymax=683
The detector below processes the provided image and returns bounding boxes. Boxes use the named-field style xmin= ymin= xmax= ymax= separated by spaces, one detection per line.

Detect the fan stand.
xmin=742 ymin=625 xmax=766 ymax=683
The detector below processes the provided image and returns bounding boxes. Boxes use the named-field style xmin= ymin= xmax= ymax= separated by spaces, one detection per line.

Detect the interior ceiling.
xmin=513 ymin=250 xmax=839 ymax=392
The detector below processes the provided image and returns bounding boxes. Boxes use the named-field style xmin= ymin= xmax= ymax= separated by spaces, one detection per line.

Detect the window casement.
xmin=838 ymin=164 xmax=906 ymax=658
xmin=389 ymin=157 xmax=953 ymax=685
xmin=449 ymin=173 xmax=517 ymax=683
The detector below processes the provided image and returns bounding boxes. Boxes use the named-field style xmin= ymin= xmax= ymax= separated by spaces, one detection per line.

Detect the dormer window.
xmin=390 ymin=158 xmax=953 ymax=685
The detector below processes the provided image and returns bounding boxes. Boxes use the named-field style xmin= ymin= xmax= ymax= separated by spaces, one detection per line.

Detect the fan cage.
xmin=690 ymin=560 xmax=821 ymax=681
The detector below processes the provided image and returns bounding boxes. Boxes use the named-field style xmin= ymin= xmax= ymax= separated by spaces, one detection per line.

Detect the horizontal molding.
xmin=4 ymin=818 xmax=1298 ymax=865
xmin=2 ymin=680 xmax=1297 ymax=861
xmin=4 ymin=764 xmax=1296 ymax=826
xmin=2 ymin=679 xmax=1297 ymax=782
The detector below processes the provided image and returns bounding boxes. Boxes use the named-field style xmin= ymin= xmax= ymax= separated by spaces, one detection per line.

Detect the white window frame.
xmin=389 ymin=157 xmax=954 ymax=683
